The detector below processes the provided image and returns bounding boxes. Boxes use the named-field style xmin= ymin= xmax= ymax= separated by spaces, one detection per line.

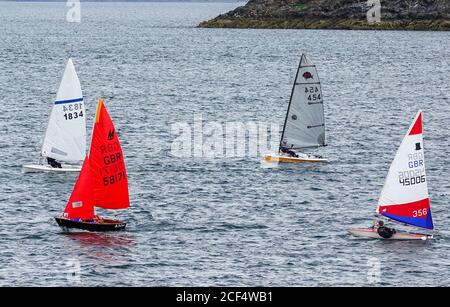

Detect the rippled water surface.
xmin=0 ymin=2 xmax=450 ymax=286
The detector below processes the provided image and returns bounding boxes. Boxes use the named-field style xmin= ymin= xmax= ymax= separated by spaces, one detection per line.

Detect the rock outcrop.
xmin=199 ymin=0 xmax=450 ymax=30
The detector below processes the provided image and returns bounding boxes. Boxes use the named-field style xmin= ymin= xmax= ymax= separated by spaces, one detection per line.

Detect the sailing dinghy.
xmin=55 ymin=98 xmax=129 ymax=232
xmin=264 ymin=54 xmax=327 ymax=163
xmin=23 ymin=59 xmax=86 ymax=173
xmin=349 ymin=111 xmax=434 ymax=240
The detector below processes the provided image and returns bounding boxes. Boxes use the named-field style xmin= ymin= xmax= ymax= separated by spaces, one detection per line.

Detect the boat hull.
xmin=55 ymin=217 xmax=126 ymax=232
xmin=23 ymin=164 xmax=81 ymax=173
xmin=264 ymin=153 xmax=327 ymax=163
xmin=348 ymin=228 xmax=431 ymax=240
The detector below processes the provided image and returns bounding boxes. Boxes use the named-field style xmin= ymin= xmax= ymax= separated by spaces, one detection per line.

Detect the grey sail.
xmin=280 ymin=54 xmax=326 ymax=150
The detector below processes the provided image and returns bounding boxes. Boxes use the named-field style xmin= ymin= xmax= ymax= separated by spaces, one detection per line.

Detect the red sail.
xmin=89 ymin=98 xmax=130 ymax=210
xmin=63 ymin=157 xmax=95 ymax=220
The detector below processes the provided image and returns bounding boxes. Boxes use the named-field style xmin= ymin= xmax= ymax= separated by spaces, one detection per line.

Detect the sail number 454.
xmin=305 ymin=86 xmax=321 ymax=102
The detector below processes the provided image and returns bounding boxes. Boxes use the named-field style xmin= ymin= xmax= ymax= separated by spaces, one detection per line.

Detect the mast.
xmin=279 ymin=54 xmax=303 ymax=153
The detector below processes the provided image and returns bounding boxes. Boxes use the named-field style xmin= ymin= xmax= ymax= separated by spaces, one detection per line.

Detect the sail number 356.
xmin=412 ymin=208 xmax=427 ymax=217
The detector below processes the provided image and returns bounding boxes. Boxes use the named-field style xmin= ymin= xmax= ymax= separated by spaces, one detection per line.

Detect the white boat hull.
xmin=348 ymin=228 xmax=431 ymax=241
xmin=22 ymin=163 xmax=81 ymax=173
xmin=264 ymin=153 xmax=327 ymax=163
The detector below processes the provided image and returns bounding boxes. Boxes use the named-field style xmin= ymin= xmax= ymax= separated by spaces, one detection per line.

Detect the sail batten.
xmin=41 ymin=59 xmax=86 ymax=162
xmin=377 ymin=111 xmax=433 ymax=230
xmin=280 ymin=54 xmax=326 ymax=151
xmin=54 ymin=97 xmax=84 ymax=105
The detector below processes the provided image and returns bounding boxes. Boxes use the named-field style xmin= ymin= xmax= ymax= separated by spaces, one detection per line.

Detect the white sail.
xmin=377 ymin=111 xmax=433 ymax=230
xmin=41 ymin=59 xmax=86 ymax=162
xmin=280 ymin=54 xmax=326 ymax=150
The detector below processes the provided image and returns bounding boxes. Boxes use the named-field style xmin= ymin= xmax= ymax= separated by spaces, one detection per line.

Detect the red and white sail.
xmin=377 ymin=111 xmax=433 ymax=230
xmin=63 ymin=157 xmax=94 ymax=220
xmin=89 ymin=98 xmax=130 ymax=210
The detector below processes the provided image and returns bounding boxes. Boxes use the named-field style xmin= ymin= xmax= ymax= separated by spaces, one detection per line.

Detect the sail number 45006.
xmin=398 ymin=169 xmax=425 ymax=186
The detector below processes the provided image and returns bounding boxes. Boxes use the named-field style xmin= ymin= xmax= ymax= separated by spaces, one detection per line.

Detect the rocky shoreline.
xmin=199 ymin=0 xmax=450 ymax=31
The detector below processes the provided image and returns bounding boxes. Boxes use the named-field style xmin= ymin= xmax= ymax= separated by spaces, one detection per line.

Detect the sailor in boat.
xmin=280 ymin=145 xmax=324 ymax=160
xmin=281 ymin=146 xmax=299 ymax=158
xmin=373 ymin=220 xmax=396 ymax=239
xmin=47 ymin=157 xmax=62 ymax=168
xmin=66 ymin=215 xmax=105 ymax=224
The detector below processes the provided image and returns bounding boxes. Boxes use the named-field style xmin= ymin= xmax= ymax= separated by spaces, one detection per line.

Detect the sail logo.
xmin=108 ymin=129 xmax=115 ymax=140
xmin=302 ymin=72 xmax=313 ymax=80
xmin=66 ymin=0 xmax=81 ymax=23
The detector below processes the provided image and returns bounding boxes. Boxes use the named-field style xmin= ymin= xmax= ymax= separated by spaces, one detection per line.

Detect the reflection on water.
xmin=63 ymin=232 xmax=136 ymax=248
xmin=60 ymin=232 xmax=137 ymax=264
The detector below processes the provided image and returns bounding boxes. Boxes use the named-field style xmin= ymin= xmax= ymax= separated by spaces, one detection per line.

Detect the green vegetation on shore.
xmin=199 ymin=0 xmax=450 ymax=31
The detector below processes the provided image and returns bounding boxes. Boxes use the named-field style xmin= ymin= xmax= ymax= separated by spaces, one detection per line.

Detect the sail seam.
xmin=307 ymin=124 xmax=325 ymax=128
xmin=295 ymin=82 xmax=321 ymax=85
xmin=55 ymin=97 xmax=84 ymax=105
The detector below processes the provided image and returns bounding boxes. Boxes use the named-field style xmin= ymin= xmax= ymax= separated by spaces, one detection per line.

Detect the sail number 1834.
xmin=62 ymin=103 xmax=84 ymax=121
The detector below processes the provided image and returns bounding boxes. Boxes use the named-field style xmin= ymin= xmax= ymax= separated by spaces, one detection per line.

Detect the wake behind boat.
xmin=55 ymin=98 xmax=130 ymax=232
xmin=264 ymin=54 xmax=327 ymax=163
xmin=349 ymin=111 xmax=434 ymax=240
xmin=23 ymin=59 xmax=86 ymax=173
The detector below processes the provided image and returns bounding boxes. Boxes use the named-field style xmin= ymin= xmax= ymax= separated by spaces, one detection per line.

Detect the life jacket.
xmin=377 ymin=226 xmax=394 ymax=239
